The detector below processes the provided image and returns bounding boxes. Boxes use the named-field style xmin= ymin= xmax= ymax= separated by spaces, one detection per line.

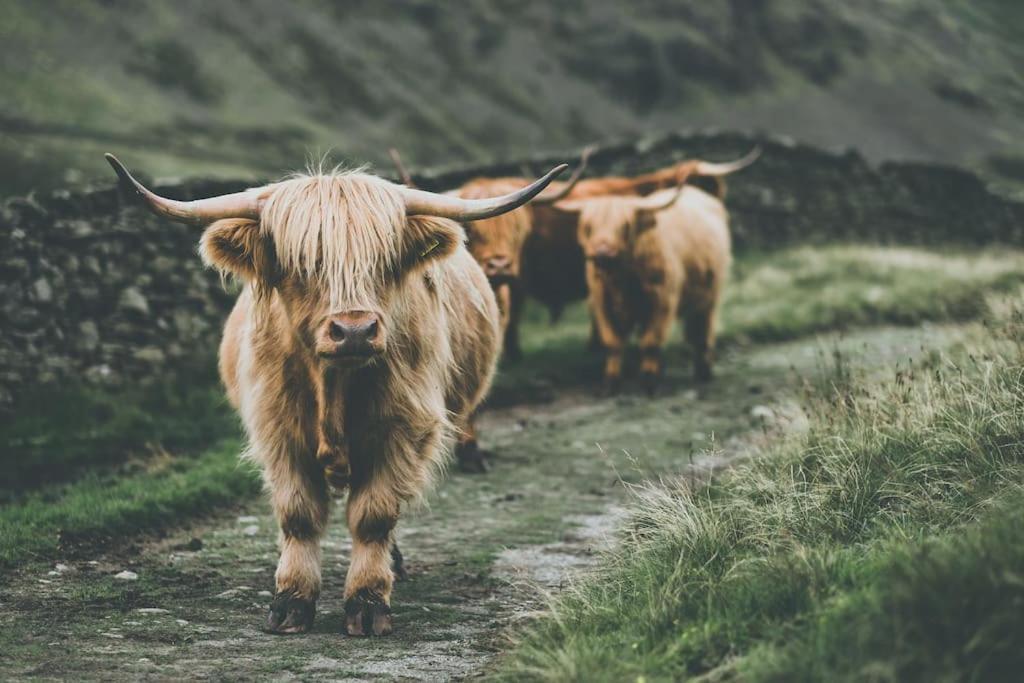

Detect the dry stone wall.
xmin=2 ymin=132 xmax=1022 ymax=409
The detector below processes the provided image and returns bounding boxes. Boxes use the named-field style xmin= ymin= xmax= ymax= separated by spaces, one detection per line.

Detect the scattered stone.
xmin=237 ymin=515 xmax=259 ymax=524
xmin=117 ymin=287 xmax=150 ymax=316
xmin=101 ymin=632 xmax=124 ymax=639
xmin=31 ymin=278 xmax=53 ymax=303
xmin=135 ymin=608 xmax=170 ymax=615
xmin=750 ymin=405 xmax=775 ymax=420
xmin=114 ymin=570 xmax=139 ymax=581
xmin=682 ymin=389 xmax=699 ymax=401
xmin=257 ymin=590 xmax=273 ymax=598
xmin=175 ymin=619 xmax=189 ymax=626
xmin=242 ymin=525 xmax=259 ymax=536
xmin=77 ymin=321 xmax=100 ymax=352
xmin=132 ymin=346 xmax=165 ymax=364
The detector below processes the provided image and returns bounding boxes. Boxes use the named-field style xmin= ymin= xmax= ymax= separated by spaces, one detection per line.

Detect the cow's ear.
xmin=200 ymin=219 xmax=276 ymax=282
xmin=403 ymin=216 xmax=462 ymax=268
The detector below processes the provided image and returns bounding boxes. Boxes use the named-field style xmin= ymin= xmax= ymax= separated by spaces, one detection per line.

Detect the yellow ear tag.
xmin=421 ymin=238 xmax=441 ymax=258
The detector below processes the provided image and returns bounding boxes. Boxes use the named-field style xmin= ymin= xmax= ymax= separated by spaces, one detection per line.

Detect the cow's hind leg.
xmin=391 ymin=542 xmax=408 ymax=581
xmin=455 ymin=413 xmax=490 ymax=474
xmin=685 ymin=305 xmax=718 ymax=383
xmin=264 ymin=454 xmax=329 ymax=635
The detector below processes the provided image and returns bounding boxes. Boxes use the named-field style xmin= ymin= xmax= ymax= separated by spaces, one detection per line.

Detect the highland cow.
xmin=553 ymin=176 xmax=732 ymax=393
xmin=105 ymin=154 xmax=565 ymax=636
xmin=394 ymin=149 xmax=757 ymax=358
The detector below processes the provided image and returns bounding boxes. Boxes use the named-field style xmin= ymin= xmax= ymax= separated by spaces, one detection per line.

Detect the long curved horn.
xmin=105 ymin=154 xmax=265 ymax=225
xmin=532 ymin=144 xmax=596 ymax=204
xmin=402 ymin=164 xmax=568 ymax=221
xmin=634 ymin=164 xmax=696 ymax=212
xmin=694 ymin=146 xmax=761 ymax=176
xmin=388 ymin=148 xmax=415 ymax=187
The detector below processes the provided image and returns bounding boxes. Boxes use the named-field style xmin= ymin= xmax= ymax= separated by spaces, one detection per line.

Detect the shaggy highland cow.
xmin=553 ymin=173 xmax=734 ymax=394
xmin=393 ymin=148 xmax=758 ymax=358
xmin=105 ymin=154 xmax=566 ymax=636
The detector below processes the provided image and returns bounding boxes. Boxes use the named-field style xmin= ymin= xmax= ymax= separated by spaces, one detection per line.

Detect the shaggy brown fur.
xmin=451 ymin=162 xmax=702 ymax=358
xmin=204 ymin=171 xmax=500 ymax=636
xmin=525 ymin=160 xmax=717 ymax=328
xmin=555 ymin=185 xmax=731 ymax=393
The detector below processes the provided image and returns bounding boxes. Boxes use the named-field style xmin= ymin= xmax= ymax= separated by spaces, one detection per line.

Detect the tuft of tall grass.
xmin=497 ymin=301 xmax=1024 ymax=682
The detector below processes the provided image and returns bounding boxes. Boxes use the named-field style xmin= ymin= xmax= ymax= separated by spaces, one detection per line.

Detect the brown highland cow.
xmin=105 ymin=154 xmax=566 ymax=637
xmin=393 ymin=148 xmax=758 ymax=358
xmin=554 ymin=176 xmax=733 ymax=394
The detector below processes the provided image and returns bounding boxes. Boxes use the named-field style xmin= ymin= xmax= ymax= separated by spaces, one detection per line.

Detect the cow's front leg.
xmin=588 ymin=268 xmax=628 ymax=395
xmin=264 ymin=454 xmax=329 ymax=635
xmin=344 ymin=477 xmax=402 ymax=636
xmin=637 ymin=282 xmax=678 ymax=395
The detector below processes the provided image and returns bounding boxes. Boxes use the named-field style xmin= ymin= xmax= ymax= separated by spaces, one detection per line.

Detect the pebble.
xmin=257 ymin=590 xmax=273 ymax=598
xmin=237 ymin=515 xmax=259 ymax=524
xmin=750 ymin=405 xmax=775 ymax=420
xmin=135 ymin=608 xmax=170 ymax=615
xmin=114 ymin=570 xmax=139 ymax=581
xmin=243 ymin=525 xmax=260 ymax=536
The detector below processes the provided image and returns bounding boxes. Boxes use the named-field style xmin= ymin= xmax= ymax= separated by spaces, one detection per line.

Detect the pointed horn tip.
xmin=104 ymin=153 xmax=130 ymax=181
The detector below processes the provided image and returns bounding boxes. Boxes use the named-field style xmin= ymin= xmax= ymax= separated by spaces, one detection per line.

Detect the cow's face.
xmin=463 ymin=210 xmax=529 ymax=286
xmin=201 ymin=177 xmax=461 ymax=369
xmin=560 ymin=198 xmax=656 ymax=270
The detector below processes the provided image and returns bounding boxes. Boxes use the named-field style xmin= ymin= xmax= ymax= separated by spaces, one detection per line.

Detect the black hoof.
xmin=264 ymin=591 xmax=316 ymax=635
xmin=600 ymin=377 xmax=622 ymax=397
xmin=457 ymin=440 xmax=491 ymax=474
xmin=391 ymin=543 xmax=409 ymax=582
xmin=695 ymin=364 xmax=713 ymax=384
xmin=344 ymin=589 xmax=393 ymax=637
xmin=641 ymin=372 xmax=660 ymax=397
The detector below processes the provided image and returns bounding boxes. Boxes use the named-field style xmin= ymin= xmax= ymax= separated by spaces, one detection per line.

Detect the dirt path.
xmin=0 ymin=324 xmax=966 ymax=681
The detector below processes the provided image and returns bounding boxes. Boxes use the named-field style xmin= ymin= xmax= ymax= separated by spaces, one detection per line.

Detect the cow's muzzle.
xmin=483 ymin=255 xmax=516 ymax=285
xmin=317 ymin=311 xmax=384 ymax=364
xmin=587 ymin=247 xmax=622 ymax=269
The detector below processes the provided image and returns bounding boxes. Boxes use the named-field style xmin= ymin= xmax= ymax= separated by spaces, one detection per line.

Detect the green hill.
xmin=2 ymin=0 xmax=1022 ymax=196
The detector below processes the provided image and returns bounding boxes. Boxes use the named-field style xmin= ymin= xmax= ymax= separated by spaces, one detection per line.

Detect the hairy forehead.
xmin=260 ymin=173 xmax=408 ymax=305
xmin=579 ymin=197 xmax=637 ymax=226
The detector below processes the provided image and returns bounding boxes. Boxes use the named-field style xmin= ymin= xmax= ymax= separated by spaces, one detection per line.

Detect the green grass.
xmin=0 ymin=437 xmax=258 ymax=568
xmin=495 ymin=300 xmax=1024 ymax=681
xmin=1 ymin=369 xmax=235 ymax=492
xmin=494 ymin=245 xmax=1024 ymax=397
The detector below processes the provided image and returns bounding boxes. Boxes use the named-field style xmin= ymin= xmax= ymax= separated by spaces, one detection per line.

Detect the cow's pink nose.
xmin=326 ymin=312 xmax=380 ymax=356
xmin=589 ymin=245 xmax=620 ymax=265
xmin=484 ymin=255 xmax=512 ymax=275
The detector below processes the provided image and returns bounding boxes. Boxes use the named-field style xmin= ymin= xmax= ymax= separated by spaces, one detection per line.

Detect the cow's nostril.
xmin=329 ymin=320 xmax=346 ymax=342
xmin=366 ymin=319 xmax=379 ymax=340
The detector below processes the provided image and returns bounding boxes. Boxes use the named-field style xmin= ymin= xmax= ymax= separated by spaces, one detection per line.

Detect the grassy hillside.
xmin=1 ymin=0 xmax=1022 ymax=196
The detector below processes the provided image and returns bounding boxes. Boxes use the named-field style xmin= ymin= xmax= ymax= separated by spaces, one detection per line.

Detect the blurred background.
xmin=2 ymin=0 xmax=1023 ymax=197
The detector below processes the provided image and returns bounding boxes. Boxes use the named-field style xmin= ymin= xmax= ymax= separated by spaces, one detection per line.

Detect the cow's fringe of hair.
xmin=260 ymin=170 xmax=407 ymax=311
